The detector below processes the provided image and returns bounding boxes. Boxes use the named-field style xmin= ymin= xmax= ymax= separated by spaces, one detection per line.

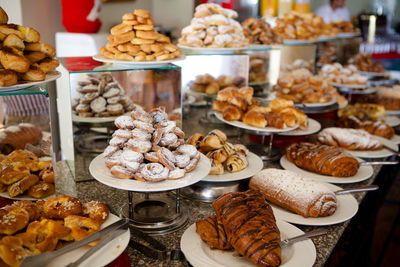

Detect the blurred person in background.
xmin=315 ymin=0 xmax=350 ymax=23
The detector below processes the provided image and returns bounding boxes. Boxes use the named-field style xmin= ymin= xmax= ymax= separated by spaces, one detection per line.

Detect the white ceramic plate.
xmin=48 ymin=214 xmax=129 ymax=267
xmin=181 ymin=220 xmax=316 ymax=267
xmin=178 ymin=44 xmax=249 ymax=55
xmin=279 ymin=119 xmax=321 ymax=136
xmin=330 ymin=82 xmax=368 ymax=89
xmin=89 ymin=154 xmax=211 ymax=192
xmin=280 ymin=155 xmax=373 ymax=184
xmin=72 ymin=114 xmax=119 ymax=124
xmin=385 ymin=109 xmax=400 ymax=116
xmin=92 ymin=54 xmax=186 ymax=67
xmin=202 ymin=152 xmax=263 ymax=182
xmin=214 ymin=112 xmax=298 ymax=133
xmin=346 ymin=134 xmax=398 ymax=159
xmin=390 ymin=134 xmax=400 ymax=145
xmin=337 ymin=86 xmax=377 ymax=95
xmin=0 ymin=191 xmax=55 ymax=201
xmin=384 ymin=116 xmax=400 ymax=127
xmin=337 ymin=32 xmax=361 ymax=38
xmin=271 ymin=183 xmax=358 ymax=226
xmin=0 ymin=71 xmax=61 ymax=92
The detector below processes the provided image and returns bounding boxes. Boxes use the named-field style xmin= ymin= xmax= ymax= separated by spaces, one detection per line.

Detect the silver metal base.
xmin=180 ymin=180 xmax=247 ymax=203
xmin=119 ymin=195 xmax=188 ymax=235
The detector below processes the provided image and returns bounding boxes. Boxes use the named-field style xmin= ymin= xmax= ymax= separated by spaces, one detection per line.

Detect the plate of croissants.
xmin=250 ymin=169 xmax=358 ymax=226
xmin=281 ymin=142 xmax=374 ymax=184
xmin=182 ymin=190 xmax=316 ymax=267
xmin=0 ymin=195 xmax=130 ymax=267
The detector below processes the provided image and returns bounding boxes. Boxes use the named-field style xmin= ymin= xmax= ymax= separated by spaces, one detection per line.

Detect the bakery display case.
xmin=56 ymin=57 xmax=181 ymax=181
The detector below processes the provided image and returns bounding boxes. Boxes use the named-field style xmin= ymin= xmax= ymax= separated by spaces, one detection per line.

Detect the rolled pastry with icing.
xmin=249 ymin=168 xmax=337 ymax=218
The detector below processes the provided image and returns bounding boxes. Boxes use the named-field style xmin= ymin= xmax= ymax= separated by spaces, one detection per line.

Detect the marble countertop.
xmin=60 ymin=105 xmax=385 ymax=267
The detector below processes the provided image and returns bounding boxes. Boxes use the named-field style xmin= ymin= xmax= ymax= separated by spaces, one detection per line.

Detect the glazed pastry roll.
xmin=250 ymin=168 xmax=337 ymax=218
xmin=225 ymin=154 xmax=247 ymax=173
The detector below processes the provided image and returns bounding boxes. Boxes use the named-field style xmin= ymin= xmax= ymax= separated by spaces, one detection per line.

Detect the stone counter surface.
xmin=64 ymin=106 xmax=384 ymax=267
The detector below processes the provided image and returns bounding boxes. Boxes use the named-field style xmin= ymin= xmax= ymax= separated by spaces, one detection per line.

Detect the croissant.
xmin=187 ymin=133 xmax=204 ymax=149
xmin=317 ymin=127 xmax=382 ymax=150
xmin=212 ymin=100 xmax=230 ymax=112
xmin=222 ymin=104 xmax=243 ymax=121
xmin=242 ymin=110 xmax=267 ymax=128
xmin=199 ymin=133 xmax=224 ymax=152
xmin=206 ymin=148 xmax=228 ymax=163
xmin=209 ymin=159 xmax=224 ymax=175
xmin=225 ymin=154 xmax=248 ymax=173
xmin=286 ymin=142 xmax=360 ymax=177
xmin=250 ymin=169 xmax=337 ymax=218
xmin=213 ymin=190 xmax=281 ymax=267
xmin=196 ymin=215 xmax=232 ymax=250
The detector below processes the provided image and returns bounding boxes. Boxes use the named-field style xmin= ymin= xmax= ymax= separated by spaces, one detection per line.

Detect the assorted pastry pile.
xmin=103 ymin=106 xmax=200 ymax=182
xmin=187 ymin=130 xmax=249 ymax=175
xmin=100 ymin=9 xmax=181 ymax=61
xmin=337 ymin=104 xmax=394 ymax=139
xmin=273 ymin=11 xmax=326 ymax=40
xmin=286 ymin=142 xmax=360 ymax=177
xmin=241 ymin=17 xmax=282 ymax=45
xmin=72 ymin=73 xmax=135 ymax=118
xmin=319 ymin=63 xmax=368 ymax=86
xmin=188 ymin=73 xmax=245 ymax=95
xmin=196 ymin=190 xmax=281 ymax=267
xmin=0 ymin=149 xmax=54 ymax=199
xmin=0 ymin=195 xmax=109 ymax=266
xmin=249 ymin=53 xmax=268 ymax=83
xmin=348 ymin=53 xmax=385 ymax=73
xmin=282 ymin=59 xmax=313 ymax=73
xmin=178 ymin=3 xmax=247 ymax=48
xmin=274 ymin=68 xmax=346 ymax=105
xmin=329 ymin=21 xmax=359 ymax=34
xmin=250 ymin=168 xmax=337 ymax=218
xmin=213 ymin=88 xmax=308 ymax=129
xmin=0 ymin=7 xmax=59 ymax=87
xmin=317 ymin=127 xmax=383 ymax=151
xmin=317 ymin=42 xmax=337 ymax=65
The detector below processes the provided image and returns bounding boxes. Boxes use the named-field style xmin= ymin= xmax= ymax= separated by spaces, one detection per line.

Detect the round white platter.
xmin=0 ymin=71 xmax=61 ymax=92
xmin=89 ymin=154 xmax=211 ymax=192
xmin=384 ymin=116 xmax=400 ymax=127
xmin=181 ymin=220 xmax=316 ymax=267
xmin=202 ymin=152 xmax=263 ymax=182
xmin=92 ymin=54 xmax=186 ymax=67
xmin=177 ymin=44 xmax=249 ymax=55
xmin=346 ymin=134 xmax=398 ymax=159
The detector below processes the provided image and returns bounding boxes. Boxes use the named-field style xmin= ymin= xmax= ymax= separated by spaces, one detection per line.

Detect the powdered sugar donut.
xmin=160 ymin=121 xmax=176 ymax=135
xmin=185 ymin=157 xmax=200 ymax=172
xmin=173 ymin=127 xmax=185 ymax=139
xmin=123 ymin=161 xmax=141 ymax=172
xmin=152 ymin=125 xmax=163 ymax=145
xmin=173 ymin=152 xmax=190 ymax=169
xmin=109 ymin=136 xmax=128 ymax=147
xmin=110 ymin=165 xmax=133 ymax=179
xmin=107 ymin=104 xmax=124 ymax=116
xmin=114 ymin=115 xmax=135 ymax=129
xmin=81 ymin=92 xmax=99 ymax=104
xmin=159 ymin=133 xmax=178 ymax=147
xmin=140 ymin=163 xmax=169 ymax=182
xmin=105 ymin=150 xmax=122 ymax=169
xmin=121 ymin=149 xmax=144 ymax=163
xmin=90 ymin=96 xmax=107 ymax=113
xmin=81 ymin=84 xmax=99 ymax=93
xmin=131 ymin=110 xmax=154 ymax=124
xmin=76 ymin=104 xmax=90 ymax=113
xmin=156 ymin=148 xmax=176 ymax=170
xmin=113 ymin=129 xmax=132 ymax=139
xmin=107 ymin=96 xmax=120 ymax=105
xmin=103 ymin=88 xmax=120 ymax=98
xmin=133 ymin=120 xmax=155 ymax=133
xmin=131 ymin=128 xmax=152 ymax=141
xmin=175 ymin=144 xmax=198 ymax=159
xmin=126 ymin=138 xmax=152 ymax=153
xmin=150 ymin=107 xmax=168 ymax=123
xmin=103 ymin=145 xmax=119 ymax=158
xmin=168 ymin=139 xmax=185 ymax=151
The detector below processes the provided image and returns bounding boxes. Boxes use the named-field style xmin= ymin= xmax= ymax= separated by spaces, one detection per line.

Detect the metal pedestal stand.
xmin=119 ymin=189 xmax=188 ymax=235
xmin=259 ymin=132 xmax=281 ymax=162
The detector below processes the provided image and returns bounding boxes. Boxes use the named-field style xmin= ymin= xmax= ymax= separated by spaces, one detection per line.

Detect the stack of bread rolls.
xmin=100 ymin=9 xmax=181 ymax=62
xmin=178 ymin=3 xmax=247 ymax=48
xmin=213 ymin=87 xmax=308 ymax=129
xmin=187 ymin=129 xmax=248 ymax=175
xmin=0 ymin=7 xmax=59 ymax=87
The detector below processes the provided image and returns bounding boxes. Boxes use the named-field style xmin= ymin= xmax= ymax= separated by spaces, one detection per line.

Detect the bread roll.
xmin=317 ymin=127 xmax=382 ymax=150
xmin=250 ymin=168 xmax=337 ymax=217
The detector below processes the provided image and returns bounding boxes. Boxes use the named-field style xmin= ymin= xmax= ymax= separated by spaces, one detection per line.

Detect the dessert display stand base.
xmin=119 ymin=190 xmax=188 ymax=235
